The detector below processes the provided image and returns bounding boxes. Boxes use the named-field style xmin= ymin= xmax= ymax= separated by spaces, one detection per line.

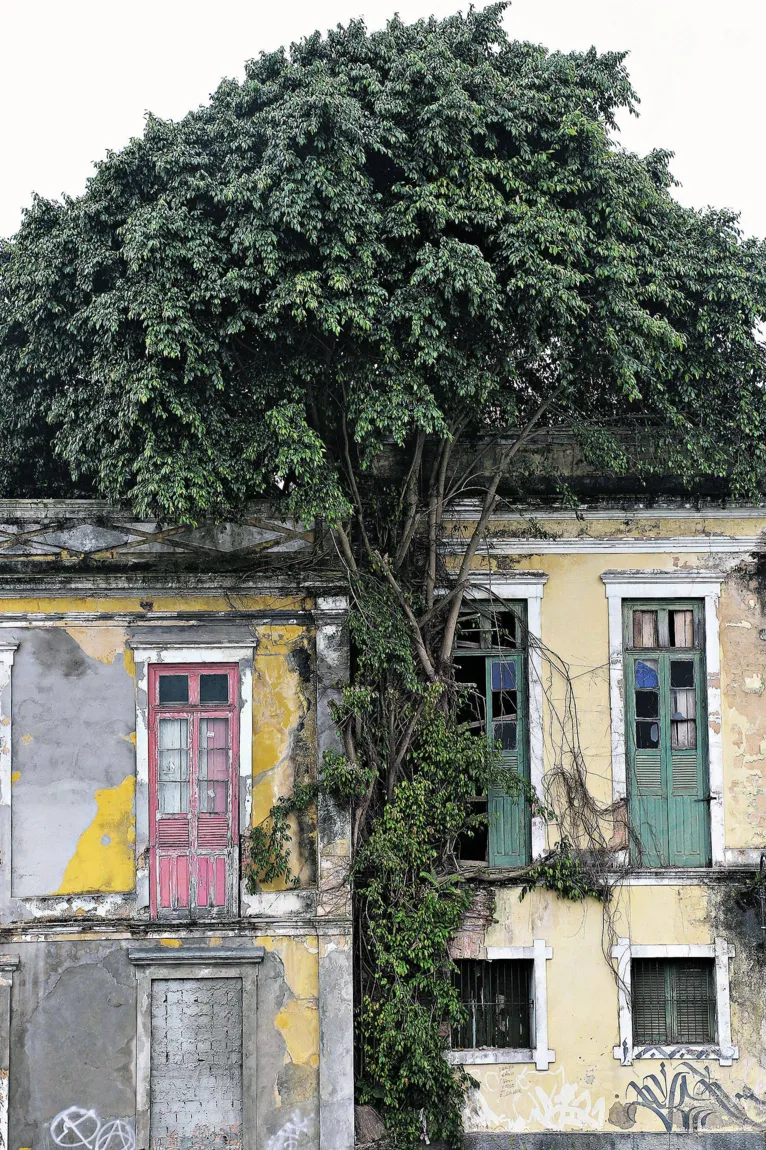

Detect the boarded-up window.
xmin=149 ymin=665 xmax=239 ymax=918
xmin=632 ymin=958 xmax=716 ymax=1045
xmin=451 ymin=960 xmax=533 ymax=1049
xmin=624 ymin=602 xmax=709 ymax=868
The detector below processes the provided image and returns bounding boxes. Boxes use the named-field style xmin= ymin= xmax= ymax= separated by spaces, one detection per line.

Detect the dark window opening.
xmin=455 ymin=607 xmax=523 ymax=651
xmin=200 ymin=673 xmax=230 ymax=704
xmin=158 ymin=674 xmax=189 ymax=704
xmin=451 ymin=960 xmax=533 ymax=1049
xmin=632 ymin=958 xmax=716 ymax=1046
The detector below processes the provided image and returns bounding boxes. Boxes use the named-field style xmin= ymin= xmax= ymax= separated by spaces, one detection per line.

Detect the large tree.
xmin=2 ymin=6 xmax=766 ymax=1145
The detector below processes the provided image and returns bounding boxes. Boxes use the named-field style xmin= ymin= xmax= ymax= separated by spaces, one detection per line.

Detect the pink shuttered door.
xmin=149 ymin=667 xmax=239 ymax=919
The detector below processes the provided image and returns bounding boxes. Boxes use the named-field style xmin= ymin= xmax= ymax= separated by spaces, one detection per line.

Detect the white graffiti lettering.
xmin=50 ymin=1108 xmax=135 ymax=1150
xmin=266 ymin=1113 xmax=311 ymax=1150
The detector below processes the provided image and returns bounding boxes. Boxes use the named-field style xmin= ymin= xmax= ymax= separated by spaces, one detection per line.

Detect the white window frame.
xmin=128 ymin=946 xmax=263 ymax=1150
xmin=446 ymin=939 xmax=554 ymax=1070
xmin=611 ymin=936 xmax=737 ymax=1067
xmin=132 ymin=644 xmax=254 ymax=914
xmin=462 ymin=574 xmax=548 ymax=860
xmin=601 ymin=571 xmax=724 ymax=867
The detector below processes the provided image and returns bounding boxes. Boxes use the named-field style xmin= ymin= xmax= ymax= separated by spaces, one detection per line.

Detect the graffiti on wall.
xmin=265 ymin=1113 xmax=312 ymax=1150
xmin=49 ymin=1107 xmax=135 ymax=1150
xmin=464 ymin=1066 xmax=607 ymax=1133
xmin=609 ymin=1062 xmax=766 ymax=1133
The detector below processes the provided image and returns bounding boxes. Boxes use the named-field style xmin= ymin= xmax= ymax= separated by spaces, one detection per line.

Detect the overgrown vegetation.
xmin=3 ymin=7 xmax=766 ymax=1145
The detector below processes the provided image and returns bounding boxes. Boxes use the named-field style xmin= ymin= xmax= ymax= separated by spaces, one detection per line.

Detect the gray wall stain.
xmin=10 ymin=629 xmax=135 ymax=895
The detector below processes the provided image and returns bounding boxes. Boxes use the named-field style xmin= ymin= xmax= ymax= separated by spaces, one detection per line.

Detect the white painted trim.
xmin=484 ymin=940 xmax=554 ymax=1070
xmin=132 ymin=645 xmax=255 ymax=915
xmin=0 ymin=646 xmax=17 ymax=810
xmin=611 ymin=936 xmax=737 ymax=1066
xmin=464 ymin=576 xmax=548 ymax=860
xmin=446 ymin=501 xmax=766 ymax=522
xmin=601 ymin=571 xmax=725 ymax=865
xmin=130 ymin=956 xmax=259 ymax=1150
xmin=446 ymin=536 xmax=764 ymax=555
xmin=0 ymin=646 xmax=17 ymax=921
xmin=446 ymin=1048 xmax=534 ymax=1065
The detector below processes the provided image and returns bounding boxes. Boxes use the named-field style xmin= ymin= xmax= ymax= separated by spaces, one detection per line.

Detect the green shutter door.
xmin=627 ymin=640 xmax=709 ymax=867
xmin=487 ymin=654 xmax=530 ymax=867
xmin=627 ymin=653 xmax=668 ymax=867
xmin=667 ymin=651 xmax=710 ymax=867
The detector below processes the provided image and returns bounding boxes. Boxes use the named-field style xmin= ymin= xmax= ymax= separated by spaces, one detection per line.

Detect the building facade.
xmin=446 ymin=501 xmax=766 ymax=1147
xmin=0 ymin=501 xmax=354 ymax=1150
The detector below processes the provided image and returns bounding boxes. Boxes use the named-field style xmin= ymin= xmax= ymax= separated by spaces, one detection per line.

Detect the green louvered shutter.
xmin=487 ymin=654 xmax=530 ymax=867
xmin=627 ymin=652 xmax=668 ymax=867
xmin=667 ymin=651 xmax=710 ymax=866
xmin=626 ymin=603 xmax=710 ymax=869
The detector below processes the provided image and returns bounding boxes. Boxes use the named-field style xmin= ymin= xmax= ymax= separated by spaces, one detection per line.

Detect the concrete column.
xmin=314 ymin=596 xmax=354 ymax=1150
xmin=0 ymin=646 xmax=18 ymax=923
xmin=0 ymin=956 xmax=19 ymax=1150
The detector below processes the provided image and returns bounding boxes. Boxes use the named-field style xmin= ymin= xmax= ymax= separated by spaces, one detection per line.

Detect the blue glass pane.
xmin=635 ymin=660 xmax=659 ymax=690
xmin=491 ymin=661 xmax=516 ymax=691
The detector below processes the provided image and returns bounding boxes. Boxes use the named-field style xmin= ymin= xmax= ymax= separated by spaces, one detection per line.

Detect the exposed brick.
xmin=150 ymin=978 xmax=243 ymax=1150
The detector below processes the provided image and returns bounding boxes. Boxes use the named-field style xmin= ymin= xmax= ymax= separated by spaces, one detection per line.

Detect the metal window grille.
xmin=451 ymin=960 xmax=533 ymax=1049
xmin=632 ymin=958 xmax=716 ymax=1045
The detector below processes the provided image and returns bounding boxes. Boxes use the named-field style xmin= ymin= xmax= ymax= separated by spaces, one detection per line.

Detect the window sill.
xmin=613 ymin=1043 xmax=738 ymax=1067
xmin=445 ymin=1048 xmax=536 ymax=1066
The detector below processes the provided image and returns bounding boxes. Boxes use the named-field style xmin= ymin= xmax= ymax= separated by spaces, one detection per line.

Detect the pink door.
xmin=149 ymin=666 xmax=239 ymax=918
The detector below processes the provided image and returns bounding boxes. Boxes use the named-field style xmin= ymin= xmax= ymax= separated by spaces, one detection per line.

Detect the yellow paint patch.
xmin=10 ymin=772 xmax=20 ymax=786
xmin=159 ymin=938 xmax=182 ymax=948
xmin=66 ymin=626 xmax=127 ymax=665
xmin=57 ymin=775 xmax=136 ymax=894
xmin=121 ymin=732 xmax=137 ymax=746
xmin=123 ymin=648 xmax=136 ymax=680
xmin=274 ymin=999 xmax=319 ymax=1066
xmin=258 ymin=936 xmax=319 ymax=999
xmin=20 ymin=734 xmax=32 ymax=746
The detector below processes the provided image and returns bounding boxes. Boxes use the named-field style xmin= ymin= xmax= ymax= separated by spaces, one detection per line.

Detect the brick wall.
xmin=150 ymin=978 xmax=243 ymax=1150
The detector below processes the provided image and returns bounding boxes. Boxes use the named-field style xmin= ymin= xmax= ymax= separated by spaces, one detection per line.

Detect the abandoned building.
xmin=2 ymin=493 xmax=766 ymax=1148
xmin=0 ymin=501 xmax=354 ymax=1150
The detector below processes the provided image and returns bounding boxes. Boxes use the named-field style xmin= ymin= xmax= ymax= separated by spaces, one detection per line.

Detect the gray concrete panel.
xmin=10 ymin=628 xmax=135 ymax=896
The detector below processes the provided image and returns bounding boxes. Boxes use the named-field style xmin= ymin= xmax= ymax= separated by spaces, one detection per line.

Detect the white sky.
xmin=2 ymin=0 xmax=764 ymax=240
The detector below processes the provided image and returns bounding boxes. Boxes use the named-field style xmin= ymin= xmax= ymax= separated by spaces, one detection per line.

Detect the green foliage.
xmin=519 ymin=839 xmax=607 ymax=903
xmin=244 ymin=781 xmax=318 ymax=891
xmin=3 ymin=5 xmax=766 ymax=509
xmin=354 ymin=690 xmax=491 ymax=1147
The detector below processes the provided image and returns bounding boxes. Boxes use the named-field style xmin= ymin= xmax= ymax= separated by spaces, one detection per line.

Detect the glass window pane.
xmin=670 ymin=610 xmax=695 ymax=648
xmin=671 ymin=686 xmax=697 ymax=749
xmin=491 ymin=661 xmax=516 ymax=691
xmin=158 ymin=674 xmax=189 ymax=704
xmin=635 ymin=659 xmax=659 ymax=689
xmin=200 ymin=673 xmax=229 ymax=704
xmin=670 ymin=661 xmax=695 ymax=689
xmin=199 ymin=717 xmax=230 ymax=814
xmin=636 ymin=721 xmax=660 ymax=749
xmin=493 ymin=720 xmax=517 ymax=752
xmin=633 ymin=611 xmax=658 ymax=648
xmin=635 ymin=691 xmax=659 ymax=719
xmin=158 ymin=717 xmax=189 ymax=813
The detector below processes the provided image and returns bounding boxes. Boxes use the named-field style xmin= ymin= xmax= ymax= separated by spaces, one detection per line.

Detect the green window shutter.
xmin=667 ymin=651 xmax=710 ymax=867
xmin=487 ymin=653 xmax=530 ymax=867
xmin=625 ymin=602 xmax=710 ymax=869
xmin=632 ymin=959 xmax=716 ymax=1045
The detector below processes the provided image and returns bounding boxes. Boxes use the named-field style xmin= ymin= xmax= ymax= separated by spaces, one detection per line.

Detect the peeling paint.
xmin=57 ymin=775 xmax=136 ymax=894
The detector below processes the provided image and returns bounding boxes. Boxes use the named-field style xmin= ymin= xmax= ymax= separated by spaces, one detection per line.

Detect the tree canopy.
xmin=2 ymin=3 xmax=766 ymax=517
xmin=3 ymin=8 xmax=766 ymax=1146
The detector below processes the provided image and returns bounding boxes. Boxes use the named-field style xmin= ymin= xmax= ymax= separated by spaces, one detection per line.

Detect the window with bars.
xmin=454 ymin=604 xmax=531 ymax=868
xmin=451 ymin=960 xmax=533 ymax=1049
xmin=624 ymin=601 xmax=710 ymax=868
xmin=149 ymin=664 xmax=239 ymax=919
xmin=632 ymin=958 xmax=716 ymax=1046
